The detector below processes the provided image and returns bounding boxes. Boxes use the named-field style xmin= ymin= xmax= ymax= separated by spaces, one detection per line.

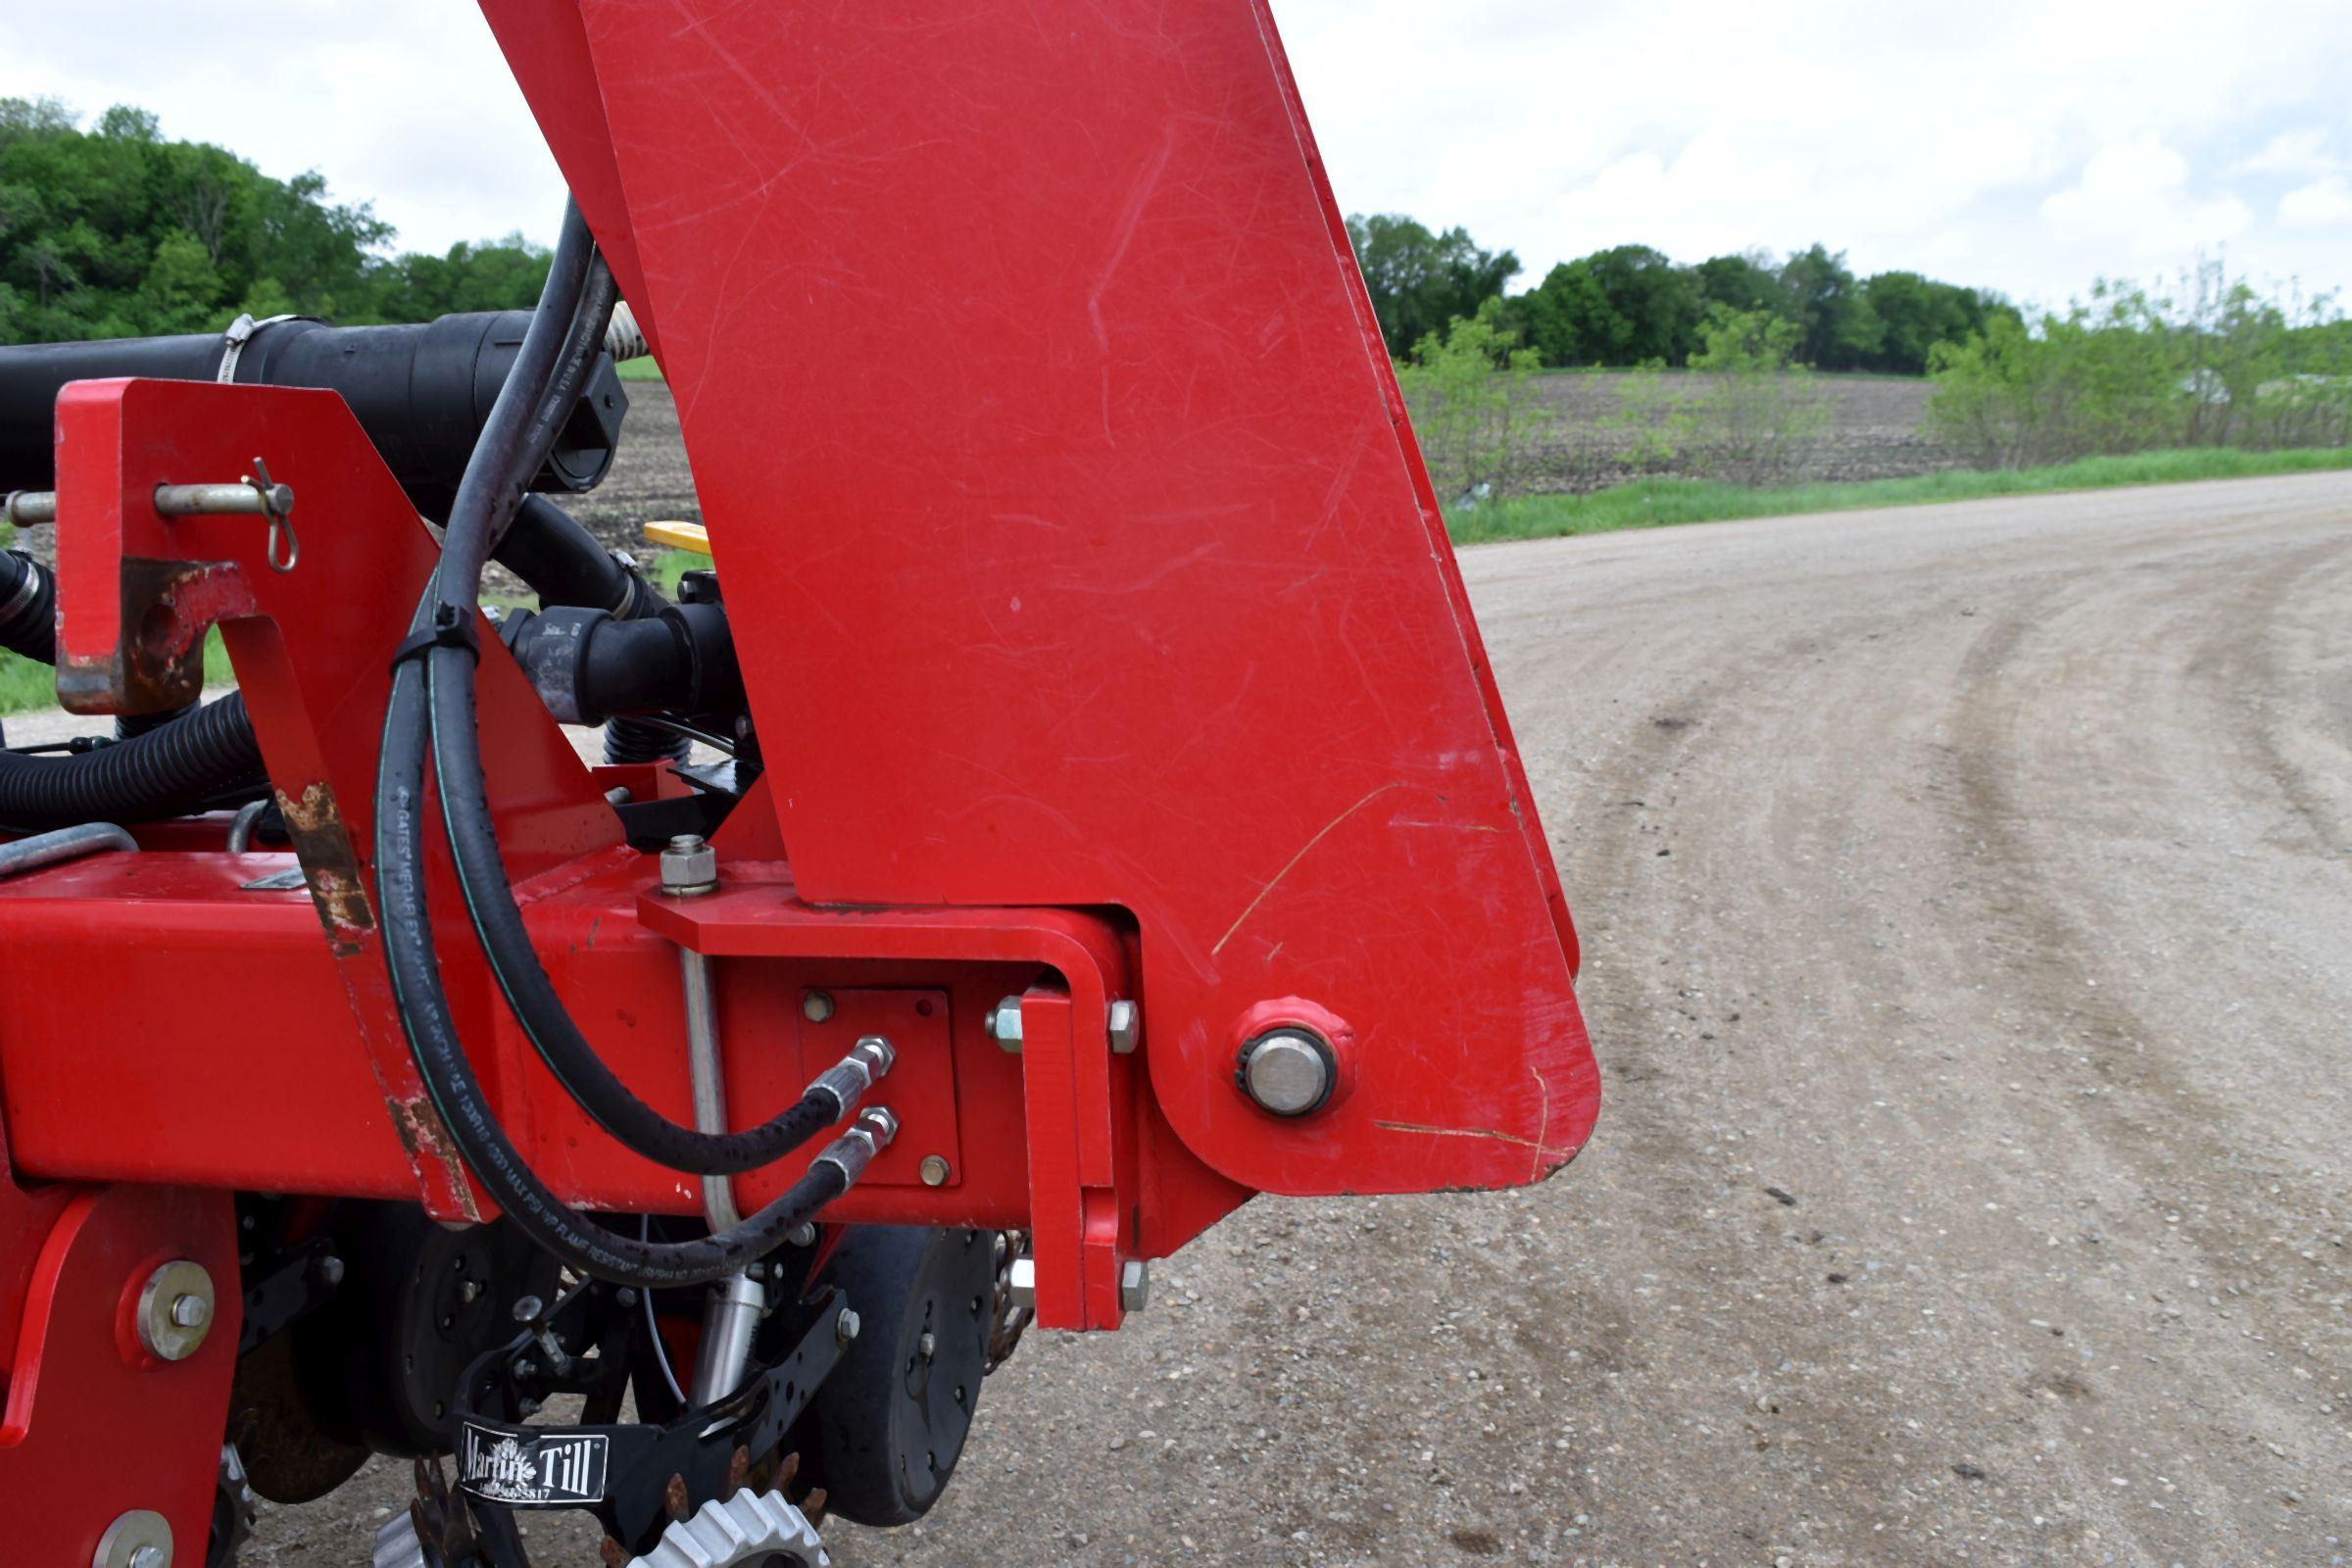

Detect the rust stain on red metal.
xmin=273 ymin=781 xmax=376 ymax=952
xmin=56 ymin=559 xmax=251 ymax=716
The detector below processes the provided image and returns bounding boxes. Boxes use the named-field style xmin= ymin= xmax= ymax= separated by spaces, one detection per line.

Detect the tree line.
xmin=1347 ymin=213 xmax=2017 ymax=375
xmin=0 ymin=97 xmax=554 ymax=345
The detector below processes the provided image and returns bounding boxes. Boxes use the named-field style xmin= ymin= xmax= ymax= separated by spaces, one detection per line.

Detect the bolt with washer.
xmin=135 ymin=1260 xmax=216 ymax=1362
xmin=918 ymin=1153 xmax=953 ymax=1187
xmin=803 ymin=990 xmax=836 ymax=1023
xmin=836 ymin=1307 xmax=862 ymax=1346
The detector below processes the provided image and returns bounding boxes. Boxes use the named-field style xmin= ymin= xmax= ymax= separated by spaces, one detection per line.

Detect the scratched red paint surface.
xmin=480 ymin=0 xmax=1598 ymax=1196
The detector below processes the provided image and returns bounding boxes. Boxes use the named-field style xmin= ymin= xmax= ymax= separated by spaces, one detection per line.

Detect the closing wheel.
xmin=807 ymin=1227 xmax=997 ymax=1526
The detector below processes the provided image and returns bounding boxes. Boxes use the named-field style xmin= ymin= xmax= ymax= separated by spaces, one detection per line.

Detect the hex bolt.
xmin=460 ymin=1280 xmax=482 ymax=1304
xmin=1238 ymin=1027 xmax=1337 ymax=1117
xmin=918 ymin=1154 xmax=953 ymax=1187
xmin=659 ymin=833 xmax=718 ymax=897
xmin=803 ymin=991 xmax=836 ymax=1023
xmin=984 ymin=996 xmax=1024 ymax=1053
xmin=788 ymin=1223 xmax=817 ymax=1249
xmin=1120 ymin=1258 xmax=1151 ymax=1314
xmin=918 ymin=1331 xmax=937 ymax=1362
xmin=1006 ymin=1256 xmax=1037 ymax=1313
xmin=313 ymin=1254 xmax=346 ymax=1290
xmin=1107 ymin=999 xmax=1141 ymax=1054
xmin=170 ymin=1294 xmax=210 ymax=1330
xmin=128 ymin=1548 xmax=166 ymax=1568
xmin=836 ymin=1307 xmax=862 ymax=1346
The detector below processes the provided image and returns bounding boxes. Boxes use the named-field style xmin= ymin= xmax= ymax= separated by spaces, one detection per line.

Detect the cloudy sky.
xmin=9 ymin=0 xmax=2352 ymax=310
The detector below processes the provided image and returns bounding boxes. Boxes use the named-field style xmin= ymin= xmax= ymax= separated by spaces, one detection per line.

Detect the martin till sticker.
xmin=459 ymin=1421 xmax=609 ymax=1507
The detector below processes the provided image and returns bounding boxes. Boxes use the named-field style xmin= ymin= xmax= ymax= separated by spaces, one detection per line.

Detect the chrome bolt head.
xmin=1238 ymin=1027 xmax=1337 ymax=1117
xmin=659 ymin=834 xmax=718 ymax=896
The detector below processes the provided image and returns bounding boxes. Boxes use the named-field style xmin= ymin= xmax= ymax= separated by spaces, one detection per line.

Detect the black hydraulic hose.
xmin=429 ymin=240 xmax=821 ymax=1172
xmin=0 ymin=692 xmax=264 ymax=830
xmin=378 ymin=662 xmax=850 ymax=1286
xmin=372 ymin=203 xmax=864 ymax=1282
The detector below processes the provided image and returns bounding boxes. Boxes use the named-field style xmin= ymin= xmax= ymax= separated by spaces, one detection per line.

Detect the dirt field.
xmin=562 ymin=376 xmax=1956 ymax=558
xmin=1514 ymin=371 xmax=1952 ymax=494
xmin=189 ymin=471 xmax=2350 ymax=1565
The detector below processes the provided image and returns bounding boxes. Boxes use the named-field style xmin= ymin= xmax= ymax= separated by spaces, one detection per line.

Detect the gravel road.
xmin=210 ymin=473 xmax=2350 ymax=1564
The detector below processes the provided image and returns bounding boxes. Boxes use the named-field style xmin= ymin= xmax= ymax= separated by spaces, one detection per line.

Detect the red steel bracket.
xmin=0 ymin=1111 xmax=238 ymax=1565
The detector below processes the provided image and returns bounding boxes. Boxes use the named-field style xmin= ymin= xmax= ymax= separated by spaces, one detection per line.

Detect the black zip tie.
xmin=389 ymin=604 xmax=481 ymax=674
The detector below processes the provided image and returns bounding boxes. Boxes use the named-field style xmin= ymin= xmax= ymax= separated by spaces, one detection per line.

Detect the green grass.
xmin=0 ymin=629 xmax=234 ymax=717
xmin=615 ymin=357 xmax=666 ymax=382
xmin=1448 ymin=446 xmax=2352 ymax=545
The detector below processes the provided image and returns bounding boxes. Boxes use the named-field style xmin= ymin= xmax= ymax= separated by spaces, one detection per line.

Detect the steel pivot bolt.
xmin=660 ymin=833 xmax=718 ymax=896
xmin=92 ymin=1509 xmax=172 ymax=1568
xmin=1238 ymin=1027 xmax=1337 ymax=1117
xmin=135 ymin=1260 xmax=216 ymax=1362
xmin=984 ymin=996 xmax=1024 ymax=1053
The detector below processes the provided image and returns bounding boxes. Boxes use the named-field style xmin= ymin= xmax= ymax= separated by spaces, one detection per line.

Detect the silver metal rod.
xmin=0 ymin=822 xmax=136 ymax=881
xmin=2 ymin=491 xmax=56 ymax=527
xmin=679 ymin=944 xmax=740 ymax=1231
xmin=688 ymin=1271 xmax=765 ymax=1403
xmin=152 ymin=480 xmax=292 ymax=517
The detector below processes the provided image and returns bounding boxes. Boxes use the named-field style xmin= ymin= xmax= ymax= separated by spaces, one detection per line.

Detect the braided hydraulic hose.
xmin=376 ymin=203 xmax=876 ymax=1283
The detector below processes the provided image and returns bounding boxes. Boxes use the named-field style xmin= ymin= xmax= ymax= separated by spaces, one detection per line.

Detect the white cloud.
xmin=2279 ymin=174 xmax=2352 ymax=228
xmin=2233 ymin=126 xmax=2341 ymax=178
xmin=2040 ymin=132 xmax=2252 ymax=257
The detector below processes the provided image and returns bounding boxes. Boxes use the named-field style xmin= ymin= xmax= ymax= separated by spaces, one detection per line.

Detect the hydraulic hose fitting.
xmin=813 ymin=1105 xmax=900 ymax=1187
xmin=810 ymin=1035 xmax=897 ymax=1119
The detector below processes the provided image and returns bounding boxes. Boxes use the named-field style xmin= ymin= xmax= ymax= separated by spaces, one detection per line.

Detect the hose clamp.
xmin=0 ymin=551 xmax=46 ymax=623
xmin=215 ymin=313 xmax=301 ymax=384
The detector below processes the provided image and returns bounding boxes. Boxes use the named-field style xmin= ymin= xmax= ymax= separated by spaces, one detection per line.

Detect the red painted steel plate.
xmin=480 ymin=0 xmax=1597 ymax=1196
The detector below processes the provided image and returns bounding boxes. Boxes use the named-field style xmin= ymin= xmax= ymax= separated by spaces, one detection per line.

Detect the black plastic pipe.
xmin=0 ymin=313 xmax=627 ymax=521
